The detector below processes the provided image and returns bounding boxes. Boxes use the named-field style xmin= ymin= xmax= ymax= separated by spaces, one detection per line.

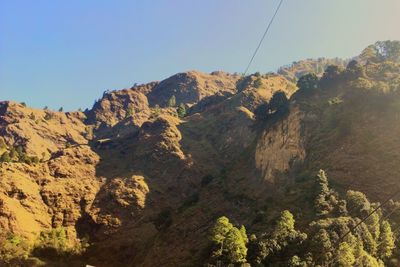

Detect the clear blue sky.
xmin=1 ymin=0 xmax=399 ymax=111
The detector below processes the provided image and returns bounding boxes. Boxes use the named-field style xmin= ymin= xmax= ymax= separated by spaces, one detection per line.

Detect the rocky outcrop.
xmin=255 ymin=106 xmax=305 ymax=182
xmin=86 ymin=89 xmax=150 ymax=128
xmin=146 ymin=71 xmax=240 ymax=107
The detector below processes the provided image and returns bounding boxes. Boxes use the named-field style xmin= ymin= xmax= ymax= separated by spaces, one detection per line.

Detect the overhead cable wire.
xmin=243 ymin=0 xmax=284 ymax=75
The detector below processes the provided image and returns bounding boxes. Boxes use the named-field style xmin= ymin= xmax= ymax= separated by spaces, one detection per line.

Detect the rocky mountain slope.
xmin=1 ymin=41 xmax=400 ymax=266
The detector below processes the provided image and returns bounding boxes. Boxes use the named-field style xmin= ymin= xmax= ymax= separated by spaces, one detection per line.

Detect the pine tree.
xmin=209 ymin=216 xmax=248 ymax=264
xmin=125 ymin=106 xmax=134 ymax=118
xmin=177 ymin=103 xmax=186 ymax=118
xmin=224 ymin=227 xmax=248 ymax=263
xmin=0 ymin=151 xmax=11 ymax=163
xmin=0 ymin=138 xmax=6 ymax=150
xmin=377 ymin=220 xmax=395 ymax=259
xmin=210 ymin=216 xmax=233 ymax=257
xmin=168 ymin=95 xmax=176 ymax=107
xmin=336 ymin=242 xmax=355 ymax=267
xmin=274 ymin=210 xmax=295 ymax=237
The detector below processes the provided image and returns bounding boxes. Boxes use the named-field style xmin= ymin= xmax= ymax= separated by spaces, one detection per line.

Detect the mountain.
xmin=1 ymin=41 xmax=400 ymax=267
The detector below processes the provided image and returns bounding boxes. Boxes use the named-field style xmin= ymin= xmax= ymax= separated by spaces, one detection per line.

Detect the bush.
xmin=177 ymin=104 xmax=186 ymax=118
xmin=168 ymin=95 xmax=176 ymax=107
xmin=297 ymin=73 xmax=319 ymax=92
xmin=33 ymin=227 xmax=69 ymax=259
xmin=254 ymin=77 xmax=263 ymax=88
xmin=125 ymin=105 xmax=134 ymax=118
xmin=0 ymin=138 xmax=6 ymax=150
xmin=44 ymin=113 xmax=53 ymax=121
xmin=9 ymin=148 xmax=18 ymax=160
xmin=0 ymin=233 xmax=30 ymax=265
xmin=0 ymin=151 xmax=11 ymax=163
xmin=28 ymin=113 xmax=36 ymax=120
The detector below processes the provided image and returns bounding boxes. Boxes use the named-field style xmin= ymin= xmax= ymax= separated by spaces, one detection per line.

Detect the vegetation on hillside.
xmin=206 ymin=170 xmax=399 ymax=266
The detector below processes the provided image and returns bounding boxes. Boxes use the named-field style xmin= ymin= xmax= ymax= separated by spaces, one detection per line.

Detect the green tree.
xmin=0 ymin=138 xmax=6 ymax=150
xmin=224 ymin=227 xmax=248 ymax=263
xmin=357 ymin=251 xmax=384 ymax=267
xmin=267 ymin=91 xmax=289 ymax=115
xmin=44 ymin=112 xmax=52 ymax=120
xmin=297 ymin=73 xmax=318 ymax=92
xmin=0 ymin=151 xmax=11 ymax=163
xmin=58 ymin=107 xmax=63 ymax=112
xmin=28 ymin=113 xmax=36 ymax=120
xmin=209 ymin=216 xmax=248 ymax=264
xmin=288 ymin=255 xmax=307 ymax=267
xmin=9 ymin=148 xmax=18 ymax=160
xmin=346 ymin=190 xmax=371 ymax=218
xmin=177 ymin=103 xmax=186 ymax=118
xmin=345 ymin=60 xmax=365 ymax=80
xmin=311 ymin=229 xmax=332 ymax=264
xmin=319 ymin=65 xmax=344 ymax=88
xmin=168 ymin=95 xmax=176 ymax=107
xmin=377 ymin=220 xmax=395 ymax=259
xmin=336 ymin=242 xmax=355 ymax=267
xmin=210 ymin=216 xmax=233 ymax=252
xmin=274 ymin=210 xmax=295 ymax=237
xmin=33 ymin=227 xmax=69 ymax=258
xmin=254 ymin=77 xmax=263 ymax=88
xmin=314 ymin=170 xmax=337 ymax=216
xmin=0 ymin=233 xmax=30 ymax=265
xmin=247 ymin=234 xmax=267 ymax=265
xmin=152 ymin=105 xmax=161 ymax=117
xmin=125 ymin=106 xmax=134 ymax=118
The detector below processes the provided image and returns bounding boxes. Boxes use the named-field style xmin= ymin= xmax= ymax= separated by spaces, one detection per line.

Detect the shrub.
xmin=0 ymin=233 xmax=30 ymax=265
xmin=28 ymin=113 xmax=36 ymax=120
xmin=0 ymin=138 xmax=6 ymax=150
xmin=33 ymin=227 xmax=69 ymax=259
xmin=31 ymin=156 xmax=40 ymax=164
xmin=20 ymin=154 xmax=32 ymax=165
xmin=177 ymin=103 xmax=186 ymax=118
xmin=0 ymin=151 xmax=11 ymax=163
xmin=168 ymin=95 xmax=176 ymax=107
xmin=9 ymin=148 xmax=18 ymax=160
xmin=44 ymin=113 xmax=53 ymax=121
xmin=254 ymin=77 xmax=263 ymax=88
xmin=151 ymin=105 xmax=161 ymax=118
xmin=297 ymin=73 xmax=319 ymax=92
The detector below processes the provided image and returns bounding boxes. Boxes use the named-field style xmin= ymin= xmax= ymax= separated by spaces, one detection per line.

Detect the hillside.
xmin=1 ymin=41 xmax=400 ymax=266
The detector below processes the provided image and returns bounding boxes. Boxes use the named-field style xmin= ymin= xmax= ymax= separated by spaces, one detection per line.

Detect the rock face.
xmin=255 ymin=106 xmax=305 ymax=182
xmin=1 ymin=56 xmax=400 ymax=266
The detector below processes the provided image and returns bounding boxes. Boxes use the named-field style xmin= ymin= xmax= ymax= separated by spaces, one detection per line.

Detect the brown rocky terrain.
xmin=1 ymin=42 xmax=400 ymax=266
